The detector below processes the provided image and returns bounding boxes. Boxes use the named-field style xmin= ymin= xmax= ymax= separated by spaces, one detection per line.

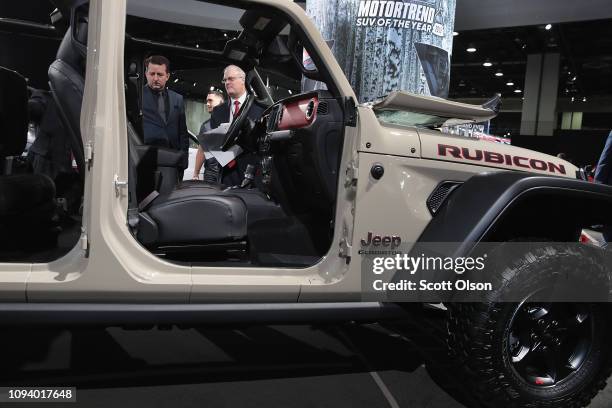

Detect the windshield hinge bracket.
xmin=344 ymin=97 xmax=358 ymax=127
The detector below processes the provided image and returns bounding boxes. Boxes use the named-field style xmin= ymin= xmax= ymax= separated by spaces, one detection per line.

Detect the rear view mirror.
xmin=302 ymin=49 xmax=318 ymax=73
xmin=287 ymin=28 xmax=320 ymax=79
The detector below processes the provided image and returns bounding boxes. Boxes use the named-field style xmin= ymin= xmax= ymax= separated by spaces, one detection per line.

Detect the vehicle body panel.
xmin=21 ymin=0 xmax=361 ymax=303
xmin=0 ymin=0 xmax=583 ymax=306
xmin=419 ymin=129 xmax=577 ymax=178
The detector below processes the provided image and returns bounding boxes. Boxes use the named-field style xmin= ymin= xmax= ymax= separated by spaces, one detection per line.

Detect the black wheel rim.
xmin=507 ymin=301 xmax=593 ymax=387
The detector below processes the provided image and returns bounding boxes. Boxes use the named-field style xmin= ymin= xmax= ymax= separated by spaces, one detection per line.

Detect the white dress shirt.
xmin=228 ymin=92 xmax=247 ymax=122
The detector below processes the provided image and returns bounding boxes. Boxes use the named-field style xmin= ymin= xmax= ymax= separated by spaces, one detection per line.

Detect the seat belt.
xmin=126 ymin=123 xmax=141 ymax=232
xmin=137 ymin=190 xmax=159 ymax=211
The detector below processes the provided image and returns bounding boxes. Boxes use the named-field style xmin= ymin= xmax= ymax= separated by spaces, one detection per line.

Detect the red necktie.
xmin=227 ymin=100 xmax=241 ymax=169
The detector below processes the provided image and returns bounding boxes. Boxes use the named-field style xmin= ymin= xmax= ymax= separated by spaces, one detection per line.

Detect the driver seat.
xmin=128 ymin=124 xmax=248 ymax=251
xmin=0 ymin=67 xmax=57 ymax=249
xmin=128 ymin=116 xmax=284 ymax=253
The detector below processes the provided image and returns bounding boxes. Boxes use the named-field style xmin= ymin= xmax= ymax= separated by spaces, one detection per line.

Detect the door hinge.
xmin=339 ymin=238 xmax=352 ymax=263
xmin=84 ymin=141 xmax=94 ymax=165
xmin=113 ymin=174 xmax=128 ymax=196
xmin=79 ymin=228 xmax=89 ymax=257
xmin=345 ymin=161 xmax=358 ymax=188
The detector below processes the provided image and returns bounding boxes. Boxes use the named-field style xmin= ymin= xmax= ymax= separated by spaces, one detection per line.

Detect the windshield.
xmin=374 ymin=110 xmax=452 ymax=128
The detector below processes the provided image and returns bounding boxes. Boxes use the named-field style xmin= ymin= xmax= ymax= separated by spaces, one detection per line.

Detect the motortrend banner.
xmin=306 ymin=0 xmax=456 ymax=102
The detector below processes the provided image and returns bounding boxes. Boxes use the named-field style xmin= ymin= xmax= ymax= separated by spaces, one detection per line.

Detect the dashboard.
xmin=265 ymin=92 xmax=319 ymax=132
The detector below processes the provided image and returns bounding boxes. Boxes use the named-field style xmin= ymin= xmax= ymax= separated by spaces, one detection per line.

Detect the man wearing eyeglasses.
xmin=208 ymin=65 xmax=265 ymax=186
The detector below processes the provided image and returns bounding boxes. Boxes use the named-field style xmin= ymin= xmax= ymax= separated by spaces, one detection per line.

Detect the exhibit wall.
xmin=307 ymin=0 xmax=456 ymax=102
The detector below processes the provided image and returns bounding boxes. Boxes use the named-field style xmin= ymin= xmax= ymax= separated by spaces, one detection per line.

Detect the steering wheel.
xmin=221 ymin=94 xmax=255 ymax=151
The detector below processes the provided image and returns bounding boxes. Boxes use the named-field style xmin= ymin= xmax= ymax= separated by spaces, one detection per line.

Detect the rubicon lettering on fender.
xmin=437 ymin=144 xmax=567 ymax=175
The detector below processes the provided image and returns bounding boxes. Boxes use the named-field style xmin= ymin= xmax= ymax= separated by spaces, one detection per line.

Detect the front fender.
xmin=417 ymin=171 xmax=612 ymax=257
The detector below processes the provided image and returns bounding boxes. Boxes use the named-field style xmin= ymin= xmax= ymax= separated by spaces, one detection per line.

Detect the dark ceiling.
xmin=449 ymin=18 xmax=612 ymax=100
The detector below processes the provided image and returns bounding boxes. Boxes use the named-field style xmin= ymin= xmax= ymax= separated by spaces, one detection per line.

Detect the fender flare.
xmin=416 ymin=171 xmax=612 ymax=258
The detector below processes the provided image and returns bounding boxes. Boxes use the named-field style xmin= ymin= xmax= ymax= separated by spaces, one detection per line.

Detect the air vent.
xmin=317 ymin=100 xmax=329 ymax=115
xmin=305 ymin=99 xmax=315 ymax=119
xmin=426 ymin=181 xmax=462 ymax=215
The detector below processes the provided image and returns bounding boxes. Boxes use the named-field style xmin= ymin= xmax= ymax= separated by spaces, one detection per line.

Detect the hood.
xmin=419 ymin=128 xmax=577 ymax=178
xmin=366 ymin=91 xmax=577 ymax=178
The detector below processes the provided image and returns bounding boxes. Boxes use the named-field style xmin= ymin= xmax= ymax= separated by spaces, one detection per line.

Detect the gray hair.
xmin=223 ymin=65 xmax=246 ymax=81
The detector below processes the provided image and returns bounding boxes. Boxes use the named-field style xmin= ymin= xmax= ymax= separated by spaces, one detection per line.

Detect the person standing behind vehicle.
xmin=142 ymin=55 xmax=189 ymax=178
xmin=594 ymin=130 xmax=612 ymax=242
xmin=192 ymin=89 xmax=224 ymax=181
xmin=209 ymin=65 xmax=265 ymax=186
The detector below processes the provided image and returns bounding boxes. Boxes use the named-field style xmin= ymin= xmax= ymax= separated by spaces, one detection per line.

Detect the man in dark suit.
xmin=595 ymin=130 xmax=612 ymax=243
xmin=208 ymin=65 xmax=265 ymax=186
xmin=192 ymin=90 xmax=224 ymax=181
xmin=142 ymin=55 xmax=189 ymax=176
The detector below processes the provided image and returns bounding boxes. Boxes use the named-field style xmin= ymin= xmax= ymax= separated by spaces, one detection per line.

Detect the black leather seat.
xmin=128 ymin=119 xmax=284 ymax=251
xmin=137 ymin=188 xmax=248 ymax=247
xmin=0 ymin=67 xmax=56 ymax=247
xmin=48 ymin=26 xmax=87 ymax=177
xmin=136 ymin=186 xmax=285 ymax=250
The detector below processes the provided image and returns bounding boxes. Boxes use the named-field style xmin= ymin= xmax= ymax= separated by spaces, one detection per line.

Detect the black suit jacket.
xmin=595 ymin=131 xmax=612 ymax=185
xmin=208 ymin=97 xmax=266 ymax=186
xmin=142 ymin=86 xmax=189 ymax=169
xmin=209 ymin=98 xmax=265 ymax=130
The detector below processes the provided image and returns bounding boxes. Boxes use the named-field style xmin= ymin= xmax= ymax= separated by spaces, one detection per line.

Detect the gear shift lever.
xmin=240 ymin=164 xmax=255 ymax=188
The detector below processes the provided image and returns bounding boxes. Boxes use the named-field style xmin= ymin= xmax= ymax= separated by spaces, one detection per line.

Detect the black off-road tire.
xmin=446 ymin=243 xmax=612 ymax=408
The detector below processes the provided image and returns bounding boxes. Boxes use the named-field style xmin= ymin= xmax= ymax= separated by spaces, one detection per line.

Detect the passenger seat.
xmin=0 ymin=67 xmax=57 ymax=248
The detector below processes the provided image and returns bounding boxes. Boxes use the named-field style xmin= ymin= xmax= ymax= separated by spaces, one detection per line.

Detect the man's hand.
xmin=191 ymin=175 xmax=200 ymax=181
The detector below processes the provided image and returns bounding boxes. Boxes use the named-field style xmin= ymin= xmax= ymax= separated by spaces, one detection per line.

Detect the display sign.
xmin=306 ymin=0 xmax=456 ymax=102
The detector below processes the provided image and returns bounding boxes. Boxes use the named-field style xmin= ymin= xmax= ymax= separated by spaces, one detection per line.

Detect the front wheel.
xmin=447 ymin=244 xmax=612 ymax=408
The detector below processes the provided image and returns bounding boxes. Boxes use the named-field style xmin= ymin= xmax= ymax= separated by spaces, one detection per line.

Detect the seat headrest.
xmin=0 ymin=67 xmax=28 ymax=158
xmin=55 ymin=4 xmax=88 ymax=74
xmin=56 ymin=29 xmax=85 ymax=74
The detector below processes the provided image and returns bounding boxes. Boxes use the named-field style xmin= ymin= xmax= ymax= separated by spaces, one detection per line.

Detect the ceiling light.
xmin=583 ymin=97 xmax=587 ymax=102
xmin=193 ymin=82 xmax=197 ymax=87
xmin=173 ymin=78 xmax=179 ymax=83
xmin=514 ymin=89 xmax=522 ymax=93
xmin=495 ymin=70 xmax=504 ymax=77
xmin=466 ymin=47 xmax=477 ymax=53
xmin=506 ymin=81 xmax=514 ymax=86
xmin=210 ymin=86 xmax=215 ymax=91
xmin=483 ymin=61 xmax=493 ymax=67
xmin=453 ymin=31 xmax=459 ymax=36
xmin=571 ymin=96 xmax=575 ymax=102
xmin=572 ymin=76 xmax=577 ymax=81
xmin=545 ymin=24 xmax=552 ymax=30
xmin=288 ymin=90 xmax=293 ymax=95
xmin=195 ymin=43 xmax=199 ymax=48
xmin=224 ymin=33 xmax=228 ymax=37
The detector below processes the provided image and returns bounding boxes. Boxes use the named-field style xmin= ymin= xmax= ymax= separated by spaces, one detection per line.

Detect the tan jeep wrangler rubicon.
xmin=1 ymin=1 xmax=612 ymax=407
